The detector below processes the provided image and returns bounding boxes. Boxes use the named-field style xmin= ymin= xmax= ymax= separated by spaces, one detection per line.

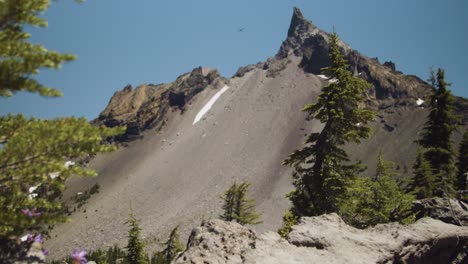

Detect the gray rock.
xmin=413 ymin=197 xmax=468 ymax=226
xmin=175 ymin=214 xmax=468 ymax=264
xmin=174 ymin=219 xmax=256 ymax=264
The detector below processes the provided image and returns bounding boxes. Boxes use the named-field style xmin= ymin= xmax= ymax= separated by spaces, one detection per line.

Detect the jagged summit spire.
xmin=287 ymin=7 xmax=316 ymax=38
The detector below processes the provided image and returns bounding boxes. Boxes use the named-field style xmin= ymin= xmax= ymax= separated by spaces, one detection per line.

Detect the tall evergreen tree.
xmin=220 ymin=182 xmax=262 ymax=225
xmin=417 ymin=68 xmax=459 ymax=196
xmin=126 ymin=209 xmax=148 ymax=264
xmin=456 ymin=130 xmax=468 ymax=191
xmin=284 ymin=31 xmax=375 ymax=216
xmin=408 ymin=149 xmax=435 ymax=199
xmin=0 ymin=0 xmax=124 ymax=241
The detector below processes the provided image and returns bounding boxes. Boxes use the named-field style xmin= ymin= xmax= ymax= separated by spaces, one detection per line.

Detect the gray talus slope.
xmin=46 ymin=58 xmax=323 ymax=257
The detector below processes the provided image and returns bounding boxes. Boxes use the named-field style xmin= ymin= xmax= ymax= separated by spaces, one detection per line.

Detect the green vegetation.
xmin=160 ymin=225 xmax=184 ymax=264
xmin=0 ymin=0 xmax=124 ymax=246
xmin=0 ymin=0 xmax=119 ymax=261
xmin=126 ymin=209 xmax=148 ymax=264
xmin=339 ymin=153 xmax=415 ymax=228
xmin=417 ymin=68 xmax=459 ymax=196
xmin=456 ymin=130 xmax=468 ymax=191
xmin=283 ymin=30 xmax=375 ymax=217
xmin=0 ymin=0 xmax=81 ymax=97
xmin=408 ymin=149 xmax=435 ymax=199
xmin=51 ymin=245 xmax=127 ymax=264
xmin=220 ymin=182 xmax=262 ymax=225
xmin=277 ymin=209 xmax=299 ymax=238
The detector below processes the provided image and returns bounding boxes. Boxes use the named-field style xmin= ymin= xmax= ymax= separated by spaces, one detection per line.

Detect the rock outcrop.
xmin=174 ymin=220 xmax=256 ymax=264
xmin=94 ymin=67 xmax=225 ymax=139
xmin=413 ymin=197 xmax=468 ymax=226
xmin=175 ymin=214 xmax=468 ymax=264
xmin=277 ymin=7 xmax=432 ymax=102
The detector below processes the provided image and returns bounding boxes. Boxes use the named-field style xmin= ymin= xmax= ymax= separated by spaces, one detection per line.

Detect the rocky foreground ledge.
xmin=13 ymin=198 xmax=468 ymax=263
xmin=175 ymin=210 xmax=468 ymax=263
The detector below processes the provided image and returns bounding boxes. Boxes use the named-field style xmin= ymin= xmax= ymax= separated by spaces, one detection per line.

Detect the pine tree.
xmin=126 ymin=209 xmax=148 ymax=264
xmin=339 ymin=153 xmax=415 ymax=228
xmin=220 ymin=182 xmax=262 ymax=225
xmin=232 ymin=182 xmax=262 ymax=225
xmin=284 ymin=31 xmax=375 ymax=216
xmin=408 ymin=149 xmax=435 ymax=199
xmin=0 ymin=0 xmax=124 ymax=241
xmin=161 ymin=225 xmax=184 ymax=264
xmin=417 ymin=68 xmax=459 ymax=196
xmin=0 ymin=0 xmax=80 ymax=97
xmin=456 ymin=130 xmax=468 ymax=191
xmin=220 ymin=183 xmax=237 ymax=222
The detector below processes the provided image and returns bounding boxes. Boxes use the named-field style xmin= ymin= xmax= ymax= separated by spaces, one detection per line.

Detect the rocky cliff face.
xmin=277 ymin=7 xmax=432 ymax=103
xmin=94 ymin=67 xmax=225 ymax=139
xmin=175 ymin=213 xmax=468 ymax=264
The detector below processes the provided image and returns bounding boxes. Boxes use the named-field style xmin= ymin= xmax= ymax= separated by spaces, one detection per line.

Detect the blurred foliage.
xmin=339 ymin=153 xmax=415 ymax=228
xmin=0 ymin=0 xmax=124 ymax=246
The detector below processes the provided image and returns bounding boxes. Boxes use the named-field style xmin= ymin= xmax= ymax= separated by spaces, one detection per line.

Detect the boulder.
xmin=174 ymin=219 xmax=256 ymax=264
xmin=413 ymin=197 xmax=468 ymax=226
xmin=175 ymin=214 xmax=468 ymax=264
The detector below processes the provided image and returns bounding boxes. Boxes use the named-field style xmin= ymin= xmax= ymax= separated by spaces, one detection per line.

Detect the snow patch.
xmin=317 ymin=74 xmax=328 ymax=80
xmin=416 ymin=98 xmax=424 ymax=106
xmin=193 ymin=85 xmax=230 ymax=125
xmin=317 ymin=74 xmax=338 ymax=83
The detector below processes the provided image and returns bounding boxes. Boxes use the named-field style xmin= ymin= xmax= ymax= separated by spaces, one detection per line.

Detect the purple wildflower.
xmin=72 ymin=249 xmax=87 ymax=264
xmin=34 ymin=234 xmax=43 ymax=243
xmin=21 ymin=208 xmax=42 ymax=217
xmin=42 ymin=249 xmax=49 ymax=256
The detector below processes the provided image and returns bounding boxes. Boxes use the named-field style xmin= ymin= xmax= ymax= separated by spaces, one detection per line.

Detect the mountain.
xmin=46 ymin=8 xmax=468 ymax=257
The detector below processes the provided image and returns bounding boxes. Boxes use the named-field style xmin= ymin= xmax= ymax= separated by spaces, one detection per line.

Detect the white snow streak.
xmin=317 ymin=74 xmax=337 ymax=83
xmin=317 ymin=74 xmax=328 ymax=79
xmin=193 ymin=85 xmax=230 ymax=125
xmin=416 ymin=98 xmax=424 ymax=106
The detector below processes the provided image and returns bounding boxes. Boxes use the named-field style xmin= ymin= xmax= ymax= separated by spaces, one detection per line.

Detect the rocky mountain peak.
xmin=278 ymin=7 xmax=431 ymax=102
xmin=94 ymin=66 xmax=225 ymax=139
xmin=287 ymin=7 xmax=317 ymax=38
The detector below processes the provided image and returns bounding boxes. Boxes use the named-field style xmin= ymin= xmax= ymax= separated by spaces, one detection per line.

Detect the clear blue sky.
xmin=1 ymin=0 xmax=467 ymax=120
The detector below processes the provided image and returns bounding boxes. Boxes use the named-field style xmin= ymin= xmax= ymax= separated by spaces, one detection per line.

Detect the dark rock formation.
xmin=175 ymin=214 xmax=468 ymax=264
xmin=277 ymin=7 xmax=432 ymax=102
xmin=94 ymin=67 xmax=225 ymax=140
xmin=413 ymin=197 xmax=468 ymax=226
